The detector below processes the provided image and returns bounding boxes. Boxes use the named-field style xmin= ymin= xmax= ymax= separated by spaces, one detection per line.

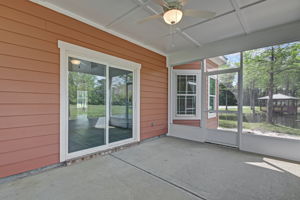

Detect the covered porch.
xmin=1 ymin=137 xmax=300 ymax=200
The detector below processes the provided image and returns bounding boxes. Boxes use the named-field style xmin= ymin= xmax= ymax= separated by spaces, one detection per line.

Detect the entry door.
xmin=67 ymin=56 xmax=135 ymax=157
xmin=204 ymin=67 xmax=242 ymax=147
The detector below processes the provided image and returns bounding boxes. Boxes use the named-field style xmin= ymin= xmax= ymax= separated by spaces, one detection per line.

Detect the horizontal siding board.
xmin=0 ymin=4 xmax=46 ymax=29
xmin=0 ymin=134 xmax=58 ymax=154
xmin=141 ymin=98 xmax=167 ymax=105
xmin=141 ymin=74 xmax=168 ymax=83
xmin=0 ymin=80 xmax=58 ymax=93
xmin=141 ymin=103 xmax=167 ymax=110
xmin=141 ymin=114 xmax=168 ymax=122
xmin=141 ymin=68 xmax=168 ymax=78
xmin=173 ymin=120 xmax=201 ymax=127
xmin=141 ymin=120 xmax=167 ymax=128
xmin=0 ymin=67 xmax=59 ymax=83
xmin=142 ymin=63 xmax=168 ymax=71
xmin=0 ymin=92 xmax=59 ymax=104
xmin=141 ymin=80 xmax=168 ymax=88
xmin=0 ymin=114 xmax=58 ymax=129
xmin=0 ymin=104 xmax=59 ymax=116
xmin=0 ymin=54 xmax=58 ymax=74
xmin=141 ymin=128 xmax=168 ymax=140
xmin=141 ymin=125 xmax=168 ymax=134
xmin=141 ymin=86 xmax=167 ymax=93
xmin=0 ymin=29 xmax=58 ymax=54
xmin=0 ymin=42 xmax=59 ymax=63
xmin=0 ymin=144 xmax=59 ymax=166
xmin=140 ymin=109 xmax=167 ymax=116
xmin=0 ymin=154 xmax=58 ymax=178
xmin=0 ymin=124 xmax=59 ymax=141
xmin=0 ymin=17 xmax=58 ymax=43
xmin=141 ymin=91 xmax=168 ymax=98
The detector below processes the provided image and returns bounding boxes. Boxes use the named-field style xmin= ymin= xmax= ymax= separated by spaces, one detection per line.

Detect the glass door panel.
xmin=68 ymin=57 xmax=106 ymax=153
xmin=109 ymin=67 xmax=133 ymax=143
xmin=207 ymin=72 xmax=239 ymax=131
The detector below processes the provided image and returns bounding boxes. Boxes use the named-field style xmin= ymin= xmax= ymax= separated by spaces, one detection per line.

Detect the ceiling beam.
xmin=175 ymin=28 xmax=202 ymax=47
xmin=105 ymin=0 xmax=152 ymax=28
xmin=182 ymin=0 xmax=267 ymax=31
xmin=230 ymin=0 xmax=250 ymax=34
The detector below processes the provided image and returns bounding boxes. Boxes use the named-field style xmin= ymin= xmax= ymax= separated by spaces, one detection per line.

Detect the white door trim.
xmin=58 ymin=41 xmax=141 ymax=162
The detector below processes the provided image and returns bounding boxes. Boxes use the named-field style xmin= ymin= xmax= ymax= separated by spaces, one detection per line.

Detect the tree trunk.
xmin=225 ymin=90 xmax=228 ymax=110
xmin=250 ymin=81 xmax=256 ymax=115
xmin=267 ymin=47 xmax=275 ymax=124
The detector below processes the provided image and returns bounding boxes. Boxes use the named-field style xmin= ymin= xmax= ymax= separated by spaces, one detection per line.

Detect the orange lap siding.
xmin=0 ymin=0 xmax=167 ymax=178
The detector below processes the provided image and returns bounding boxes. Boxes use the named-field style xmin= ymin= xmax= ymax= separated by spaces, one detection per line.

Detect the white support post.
xmin=201 ymin=59 xmax=208 ymax=141
xmin=105 ymin=66 xmax=110 ymax=145
xmin=237 ymin=52 xmax=244 ymax=148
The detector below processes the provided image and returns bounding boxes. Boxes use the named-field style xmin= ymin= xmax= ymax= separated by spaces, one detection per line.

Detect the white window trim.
xmin=208 ymin=76 xmax=217 ymax=118
xmin=58 ymin=41 xmax=141 ymax=162
xmin=172 ymin=69 xmax=201 ymax=120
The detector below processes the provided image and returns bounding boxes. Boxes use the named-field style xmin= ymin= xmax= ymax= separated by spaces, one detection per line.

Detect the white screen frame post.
xmin=58 ymin=41 xmax=141 ymax=162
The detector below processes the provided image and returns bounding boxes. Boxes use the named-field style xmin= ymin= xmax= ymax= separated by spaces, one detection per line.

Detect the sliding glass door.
xmin=68 ymin=57 xmax=107 ymax=153
xmin=109 ymin=67 xmax=133 ymax=143
xmin=67 ymin=57 xmax=134 ymax=154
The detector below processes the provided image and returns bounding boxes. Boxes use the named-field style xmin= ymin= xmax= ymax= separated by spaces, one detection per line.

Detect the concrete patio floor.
xmin=1 ymin=136 xmax=300 ymax=200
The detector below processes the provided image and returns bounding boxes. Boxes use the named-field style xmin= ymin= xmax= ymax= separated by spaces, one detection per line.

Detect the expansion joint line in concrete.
xmin=109 ymin=154 xmax=208 ymax=200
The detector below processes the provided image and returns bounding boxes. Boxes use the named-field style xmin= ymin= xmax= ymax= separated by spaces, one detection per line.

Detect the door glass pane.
xmin=208 ymin=73 xmax=239 ymax=112
xmin=68 ymin=57 xmax=106 ymax=153
xmin=210 ymin=78 xmax=216 ymax=95
xmin=109 ymin=67 xmax=133 ymax=143
xmin=207 ymin=72 xmax=239 ymax=132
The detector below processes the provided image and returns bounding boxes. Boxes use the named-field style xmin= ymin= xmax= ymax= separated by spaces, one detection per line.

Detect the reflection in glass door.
xmin=109 ymin=67 xmax=133 ymax=143
xmin=68 ymin=57 xmax=106 ymax=153
xmin=68 ymin=57 xmax=134 ymax=154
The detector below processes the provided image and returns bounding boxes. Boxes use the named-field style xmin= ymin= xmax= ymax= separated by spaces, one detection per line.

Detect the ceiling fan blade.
xmin=153 ymin=0 xmax=169 ymax=7
xmin=179 ymin=0 xmax=189 ymax=6
xmin=137 ymin=14 xmax=163 ymax=24
xmin=183 ymin=9 xmax=216 ymax=18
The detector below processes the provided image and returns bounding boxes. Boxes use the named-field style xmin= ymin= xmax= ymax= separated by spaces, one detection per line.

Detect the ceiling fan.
xmin=138 ymin=0 xmax=216 ymax=25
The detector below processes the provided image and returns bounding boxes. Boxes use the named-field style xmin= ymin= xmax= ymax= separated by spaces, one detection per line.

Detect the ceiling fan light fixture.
xmin=70 ymin=59 xmax=81 ymax=65
xmin=163 ymin=9 xmax=183 ymax=25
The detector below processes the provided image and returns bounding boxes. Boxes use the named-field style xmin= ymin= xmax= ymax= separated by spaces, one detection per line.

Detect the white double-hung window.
xmin=173 ymin=70 xmax=201 ymax=119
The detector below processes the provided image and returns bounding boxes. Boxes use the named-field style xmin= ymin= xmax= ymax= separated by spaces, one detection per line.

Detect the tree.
xmin=243 ymin=42 xmax=300 ymax=123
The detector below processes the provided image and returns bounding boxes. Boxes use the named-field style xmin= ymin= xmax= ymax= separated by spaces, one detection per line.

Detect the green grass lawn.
xmin=219 ymin=106 xmax=264 ymax=114
xmin=219 ymin=120 xmax=300 ymax=136
xmin=69 ymin=105 xmax=131 ymax=120
xmin=218 ymin=106 xmax=300 ymax=136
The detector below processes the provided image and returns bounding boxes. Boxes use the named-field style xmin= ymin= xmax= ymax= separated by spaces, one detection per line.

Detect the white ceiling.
xmin=33 ymin=0 xmax=300 ymax=55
